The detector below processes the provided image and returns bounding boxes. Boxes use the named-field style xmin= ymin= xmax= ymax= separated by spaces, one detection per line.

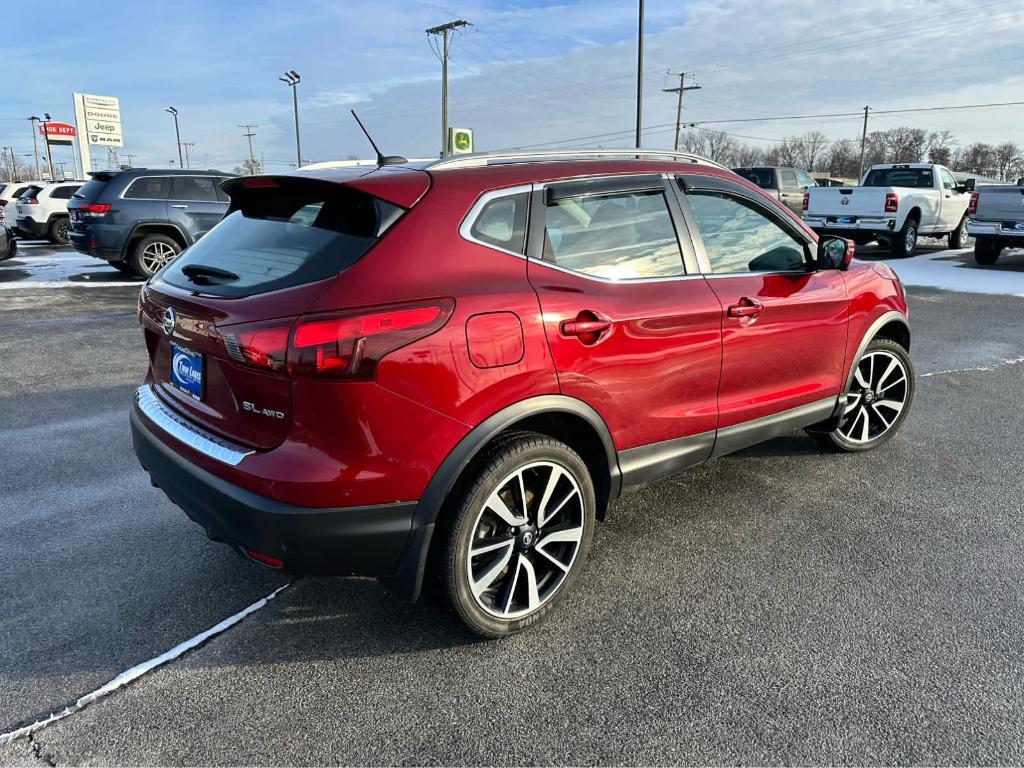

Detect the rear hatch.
xmin=14 ymin=186 xmax=44 ymax=219
xmin=139 ymin=170 xmax=428 ymax=450
xmin=976 ymin=185 xmax=1024 ymax=225
xmin=67 ymin=173 xmax=117 ymax=230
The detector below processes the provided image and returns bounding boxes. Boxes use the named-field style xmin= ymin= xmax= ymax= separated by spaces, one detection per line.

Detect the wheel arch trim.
xmin=844 ymin=310 xmax=910 ymax=392
xmin=381 ymin=395 xmax=620 ymax=602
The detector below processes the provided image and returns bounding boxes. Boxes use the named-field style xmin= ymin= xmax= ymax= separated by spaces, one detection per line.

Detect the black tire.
xmin=948 ymin=215 xmax=969 ymax=249
xmin=109 ymin=260 xmax=135 ymax=274
xmin=130 ymin=234 xmax=181 ymax=278
xmin=889 ymin=217 xmax=917 ymax=258
xmin=809 ymin=338 xmax=915 ymax=453
xmin=441 ymin=432 xmax=596 ymax=638
xmin=48 ymin=217 xmax=69 ymax=245
xmin=974 ymin=236 xmax=1001 ymax=266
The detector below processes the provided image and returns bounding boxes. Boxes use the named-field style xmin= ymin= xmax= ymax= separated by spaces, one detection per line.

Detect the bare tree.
xmin=701 ymin=130 xmax=739 ymax=165
xmin=823 ymin=138 xmax=859 ymax=179
xmin=679 ymin=130 xmax=709 ymax=157
xmin=732 ymin=143 xmax=765 ymax=167
xmin=926 ymin=130 xmax=956 ymax=165
xmin=790 ymin=131 xmax=829 ymax=171
xmin=993 ymin=142 xmax=1022 ymax=181
xmin=232 ymin=158 xmax=263 ymax=176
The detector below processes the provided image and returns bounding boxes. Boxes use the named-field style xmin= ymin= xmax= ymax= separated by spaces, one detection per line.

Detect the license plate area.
xmin=170 ymin=343 xmax=204 ymax=401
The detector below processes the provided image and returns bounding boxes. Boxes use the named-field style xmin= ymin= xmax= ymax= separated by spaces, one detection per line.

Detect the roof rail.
xmin=424 ymin=147 xmax=727 ymax=171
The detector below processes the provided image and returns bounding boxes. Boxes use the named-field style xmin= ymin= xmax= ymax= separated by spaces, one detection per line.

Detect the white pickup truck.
xmin=802 ymin=163 xmax=972 ymax=258
xmin=966 ymin=180 xmax=1024 ymax=265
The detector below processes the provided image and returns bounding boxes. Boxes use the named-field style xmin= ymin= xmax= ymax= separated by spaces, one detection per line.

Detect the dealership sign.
xmin=40 ymin=122 xmax=76 ymax=145
xmin=73 ymin=93 xmax=123 ymax=147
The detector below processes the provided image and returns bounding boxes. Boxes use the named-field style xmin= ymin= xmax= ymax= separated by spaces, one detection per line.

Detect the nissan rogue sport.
xmin=131 ymin=149 xmax=914 ymax=637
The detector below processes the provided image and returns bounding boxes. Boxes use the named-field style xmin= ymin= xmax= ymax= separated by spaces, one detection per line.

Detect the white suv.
xmin=14 ymin=180 xmax=83 ymax=244
xmin=0 ymin=181 xmax=48 ymax=231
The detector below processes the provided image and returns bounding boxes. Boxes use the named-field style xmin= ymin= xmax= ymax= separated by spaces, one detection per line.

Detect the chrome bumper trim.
xmin=966 ymin=220 xmax=1024 ymax=237
xmin=135 ymin=385 xmax=254 ymax=467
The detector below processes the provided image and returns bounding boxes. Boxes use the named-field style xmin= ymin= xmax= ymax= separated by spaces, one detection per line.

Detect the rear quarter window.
xmin=734 ymin=168 xmax=775 ymax=189
xmin=160 ymin=180 xmax=402 ymax=297
xmin=125 ymin=177 xmax=172 ymax=200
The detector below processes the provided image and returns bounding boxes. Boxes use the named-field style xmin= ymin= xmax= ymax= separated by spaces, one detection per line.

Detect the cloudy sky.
xmin=2 ymin=0 xmax=1023 ymax=174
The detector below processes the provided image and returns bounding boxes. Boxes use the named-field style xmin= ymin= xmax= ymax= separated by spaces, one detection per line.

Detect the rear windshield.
xmin=863 ymin=168 xmax=934 ymax=188
xmin=73 ymin=178 xmax=116 ymax=200
xmin=733 ymin=168 xmax=775 ymax=189
xmin=18 ymin=186 xmax=43 ymax=200
xmin=160 ymin=180 xmax=402 ymax=297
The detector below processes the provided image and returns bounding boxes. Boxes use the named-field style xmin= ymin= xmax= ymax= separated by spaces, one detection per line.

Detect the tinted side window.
xmin=468 ymin=192 xmax=528 ymax=253
xmin=172 ymin=176 xmax=218 ymax=202
xmin=50 ymin=186 xmax=79 ymax=200
xmin=542 ymin=189 xmax=684 ymax=279
xmin=124 ymin=177 xmax=171 ymax=200
xmin=780 ymin=170 xmax=799 ymax=189
xmin=214 ymin=178 xmax=232 ymax=203
xmin=686 ymin=191 xmax=807 ymax=274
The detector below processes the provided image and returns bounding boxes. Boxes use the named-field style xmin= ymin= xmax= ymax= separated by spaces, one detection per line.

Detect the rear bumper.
xmin=130 ymin=403 xmax=418 ymax=577
xmin=15 ymin=217 xmax=47 ymax=238
xmin=804 ymin=215 xmax=898 ymax=236
xmin=966 ymin=220 xmax=1024 ymax=240
xmin=69 ymin=224 xmax=127 ymax=261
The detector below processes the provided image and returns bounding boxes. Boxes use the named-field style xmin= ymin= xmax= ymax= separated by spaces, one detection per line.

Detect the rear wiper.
xmin=181 ymin=264 xmax=239 ymax=284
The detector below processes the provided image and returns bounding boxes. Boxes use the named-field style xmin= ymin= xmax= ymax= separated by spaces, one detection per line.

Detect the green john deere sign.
xmin=448 ymin=127 xmax=474 ymax=155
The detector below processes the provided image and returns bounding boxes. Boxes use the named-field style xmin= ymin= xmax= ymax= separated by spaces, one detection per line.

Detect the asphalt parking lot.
xmin=3 ymin=241 xmax=1024 ymax=765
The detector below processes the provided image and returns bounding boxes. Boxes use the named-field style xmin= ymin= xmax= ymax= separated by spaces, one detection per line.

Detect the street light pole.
xmin=28 ymin=116 xmax=41 ymax=179
xmin=40 ymin=113 xmax=55 ymax=180
xmin=279 ymin=71 xmax=302 ymax=168
xmin=635 ymin=0 xmax=644 ymax=149
xmin=165 ymin=107 xmax=183 ymax=168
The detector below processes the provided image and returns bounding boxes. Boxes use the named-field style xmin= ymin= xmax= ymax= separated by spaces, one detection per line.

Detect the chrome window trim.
xmin=527 ymin=176 xmax=695 ymax=284
xmin=458 ymin=184 xmax=533 ymax=258
xmin=135 ymin=385 xmax=254 ymax=467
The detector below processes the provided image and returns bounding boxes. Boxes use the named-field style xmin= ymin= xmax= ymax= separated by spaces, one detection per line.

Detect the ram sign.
xmin=73 ymin=93 xmax=123 ymax=148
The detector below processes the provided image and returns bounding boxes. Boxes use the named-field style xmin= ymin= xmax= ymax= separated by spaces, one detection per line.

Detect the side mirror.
xmin=954 ymin=184 xmax=969 ymax=194
xmin=817 ymin=236 xmax=854 ymax=271
xmin=962 ymin=178 xmax=976 ymax=191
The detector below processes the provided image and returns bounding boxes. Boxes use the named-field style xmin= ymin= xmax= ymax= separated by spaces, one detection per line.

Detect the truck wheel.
xmin=890 ymin=218 xmax=917 ymax=259
xmin=974 ymin=237 xmax=1001 ymax=266
xmin=48 ymin=217 xmax=70 ymax=245
xmin=130 ymin=234 xmax=181 ymax=278
xmin=948 ymin=215 xmax=969 ymax=249
xmin=440 ymin=432 xmax=595 ymax=637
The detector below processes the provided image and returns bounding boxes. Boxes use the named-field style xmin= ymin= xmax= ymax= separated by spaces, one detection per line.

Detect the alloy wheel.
xmin=904 ymin=226 xmax=916 ymax=254
xmin=141 ymin=242 xmax=178 ymax=274
xmin=466 ymin=461 xmax=585 ymax=619
xmin=838 ymin=350 xmax=909 ymax=444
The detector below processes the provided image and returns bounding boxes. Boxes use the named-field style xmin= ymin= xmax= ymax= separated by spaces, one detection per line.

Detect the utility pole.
xmin=426 ymin=19 xmax=470 ymax=156
xmin=124 ymin=153 xmax=136 ymax=167
xmin=279 ymin=71 xmax=302 ymax=168
xmin=663 ymin=71 xmax=702 ymax=152
xmin=28 ymin=116 xmax=42 ymax=179
xmin=858 ymin=105 xmax=870 ymax=180
xmin=635 ymin=0 xmax=644 ymax=149
xmin=182 ymin=142 xmax=194 ymax=169
xmin=166 ymin=107 xmax=183 ymax=168
xmin=240 ymin=124 xmax=259 ymax=174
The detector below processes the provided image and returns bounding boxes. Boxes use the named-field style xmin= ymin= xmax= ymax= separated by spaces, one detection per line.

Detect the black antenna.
xmin=350 ymin=110 xmax=407 ymax=166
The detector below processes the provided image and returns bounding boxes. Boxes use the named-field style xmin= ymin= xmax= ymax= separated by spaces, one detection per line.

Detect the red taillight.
xmin=884 ymin=193 xmax=898 ymax=213
xmin=968 ymin=192 xmax=979 ymax=216
xmin=221 ymin=318 xmax=293 ymax=372
xmin=289 ymin=299 xmax=455 ymax=379
xmin=241 ymin=177 xmax=278 ymax=188
xmin=24 ymin=198 xmax=38 ymax=205
xmin=802 ymin=192 xmax=809 ymax=212
xmin=0 ymin=200 xmax=6 ymax=207
xmin=80 ymin=203 xmax=112 ymax=216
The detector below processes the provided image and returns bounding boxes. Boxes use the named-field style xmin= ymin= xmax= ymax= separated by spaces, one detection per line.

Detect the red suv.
xmin=131 ymin=150 xmax=914 ymax=636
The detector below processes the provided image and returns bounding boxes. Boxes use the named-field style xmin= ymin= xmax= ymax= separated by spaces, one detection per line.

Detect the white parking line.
xmin=0 ymin=281 xmax=140 ymax=290
xmin=0 ymin=583 xmax=291 ymax=745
